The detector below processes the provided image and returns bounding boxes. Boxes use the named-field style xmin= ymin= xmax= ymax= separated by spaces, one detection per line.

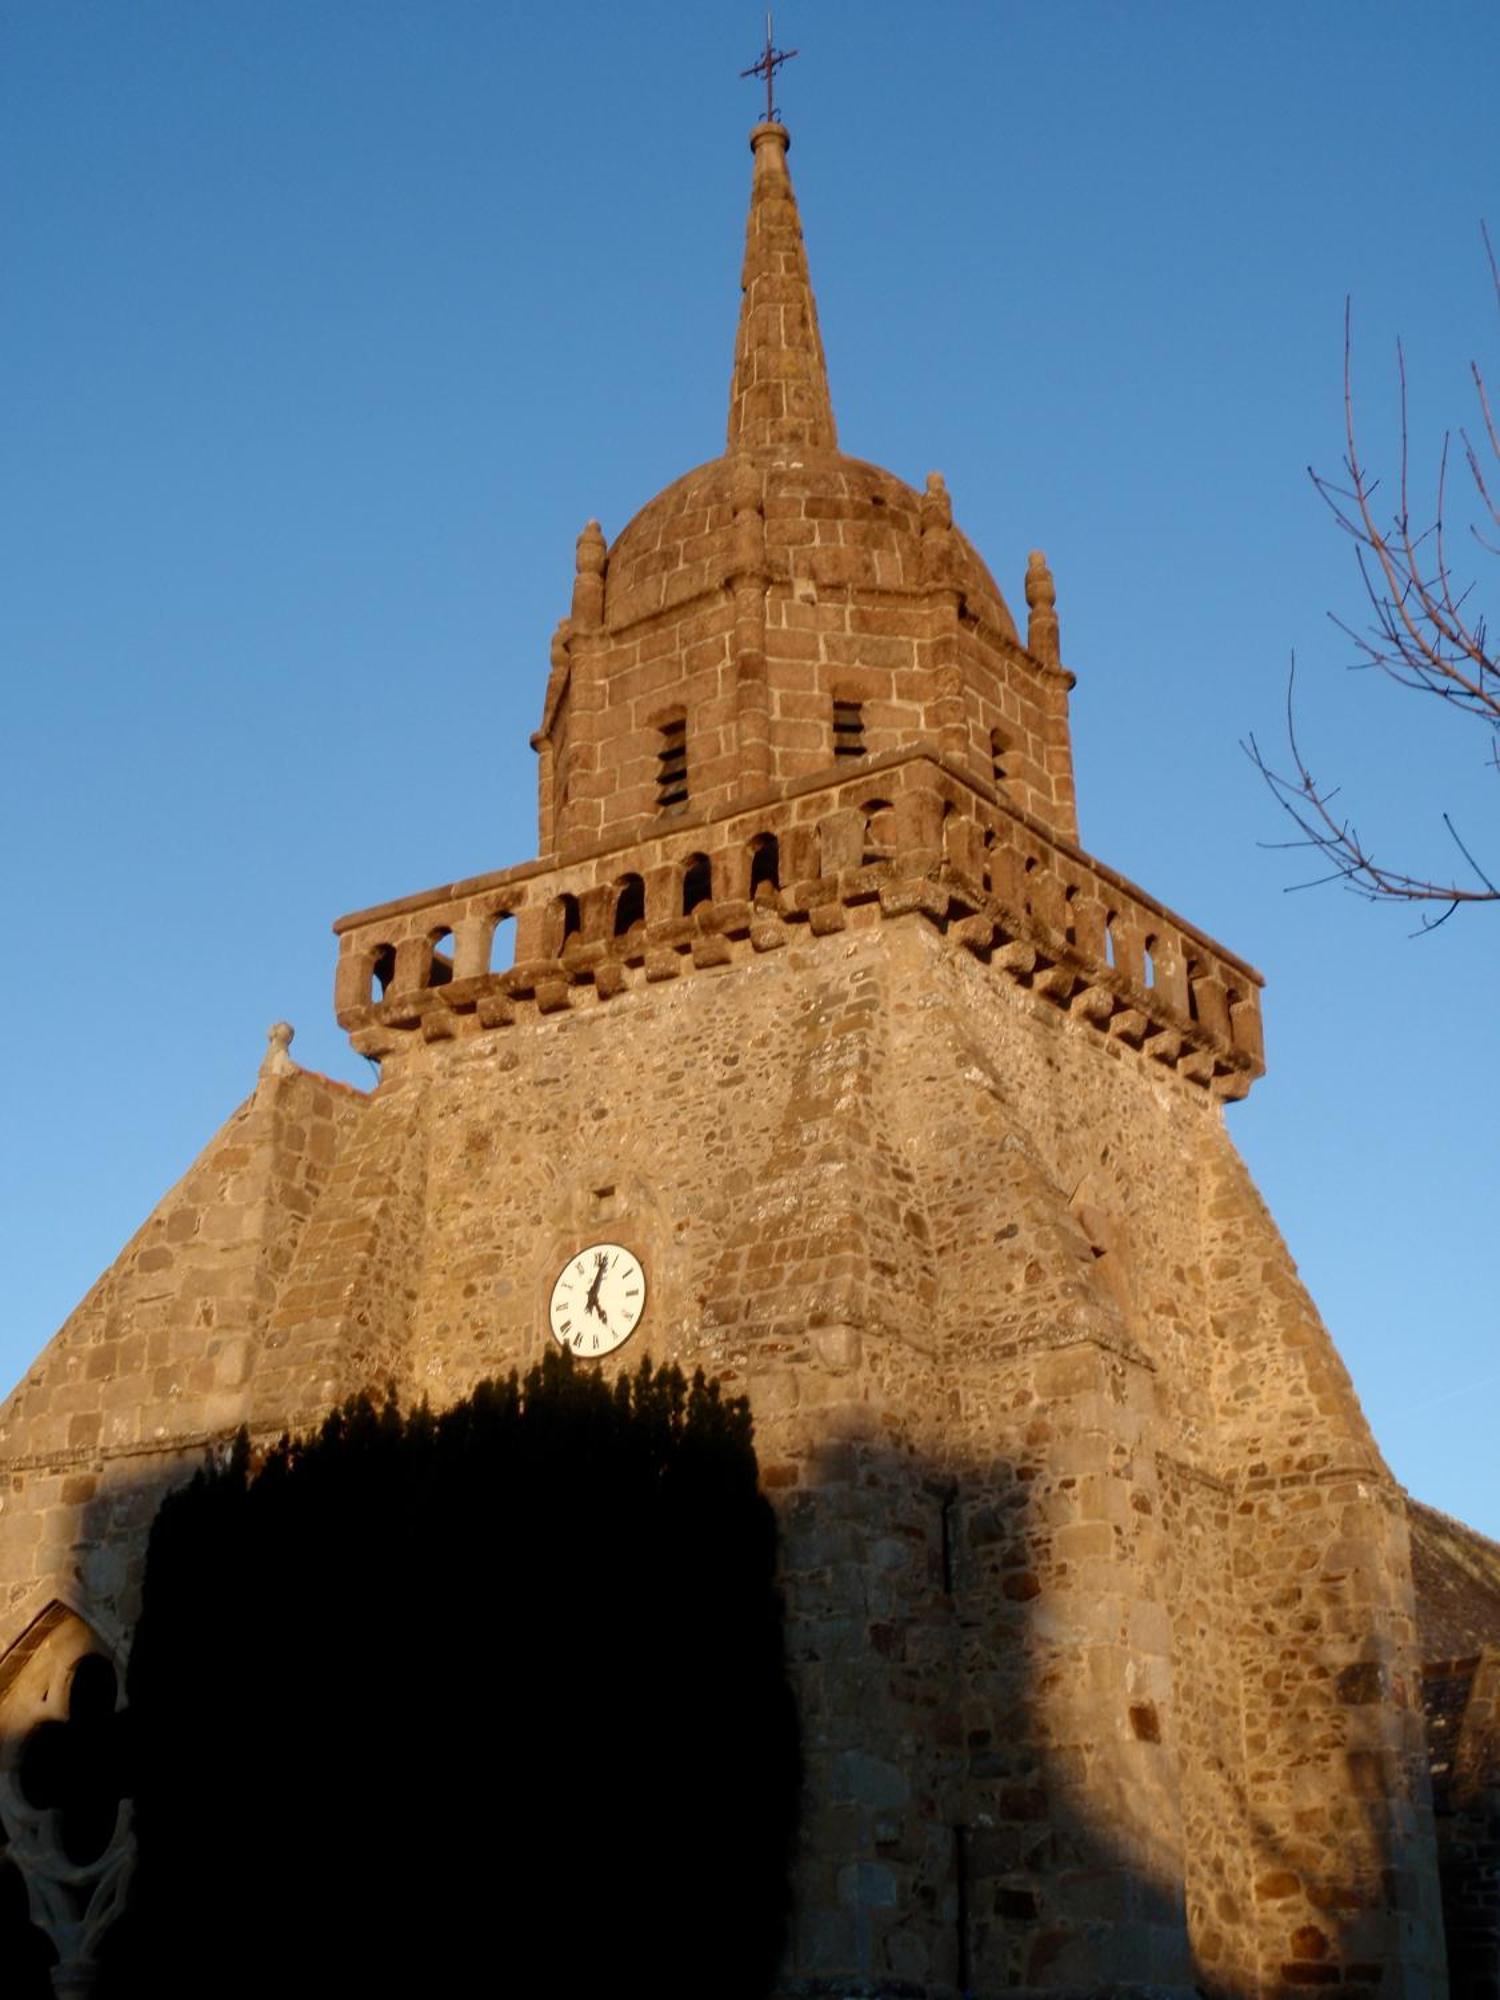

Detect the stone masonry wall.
xmin=319 ymin=909 xmax=1436 ymax=1992
xmin=0 ymin=866 xmax=1445 ymax=1997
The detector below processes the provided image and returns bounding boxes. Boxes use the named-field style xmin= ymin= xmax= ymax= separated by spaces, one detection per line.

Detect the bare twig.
xmin=1255 ymin=231 xmax=1499 ymax=920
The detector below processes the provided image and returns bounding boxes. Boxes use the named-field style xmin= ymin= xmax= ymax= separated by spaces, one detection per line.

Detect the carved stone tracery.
xmin=0 ymin=1606 xmax=133 ymax=1999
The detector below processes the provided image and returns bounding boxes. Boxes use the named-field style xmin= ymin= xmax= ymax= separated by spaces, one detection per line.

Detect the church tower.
xmin=1 ymin=119 xmax=1482 ymax=1998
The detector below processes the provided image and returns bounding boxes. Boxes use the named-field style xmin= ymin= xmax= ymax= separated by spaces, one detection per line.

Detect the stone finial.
xmin=727 ymin=122 xmax=838 ymax=454
xmin=260 ymin=1021 xmax=296 ymax=1079
xmin=1026 ymin=549 xmax=1060 ymax=667
xmin=920 ymin=471 xmax=956 ymax=586
xmin=571 ymin=520 xmax=607 ymax=629
xmin=921 ymin=471 xmax=953 ymax=528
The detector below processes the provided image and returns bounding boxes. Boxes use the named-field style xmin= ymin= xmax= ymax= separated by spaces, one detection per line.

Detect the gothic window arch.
xmin=0 ymin=1605 xmax=133 ymax=1997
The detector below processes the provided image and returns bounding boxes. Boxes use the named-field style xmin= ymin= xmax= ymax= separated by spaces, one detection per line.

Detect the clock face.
xmin=548 ymin=1243 xmax=647 ymax=1359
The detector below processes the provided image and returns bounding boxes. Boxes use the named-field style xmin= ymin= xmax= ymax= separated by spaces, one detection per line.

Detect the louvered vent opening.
xmin=657 ymin=717 xmax=688 ymax=810
xmin=833 ymin=698 xmax=865 ymax=759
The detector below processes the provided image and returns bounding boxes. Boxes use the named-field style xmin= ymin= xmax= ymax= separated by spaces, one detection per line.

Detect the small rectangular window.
xmin=657 ymin=717 xmax=688 ymax=810
xmin=833 ymin=698 xmax=865 ymax=759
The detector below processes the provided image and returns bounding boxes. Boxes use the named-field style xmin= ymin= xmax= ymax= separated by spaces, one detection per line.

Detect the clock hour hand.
xmin=584 ymin=1253 xmax=609 ymax=1323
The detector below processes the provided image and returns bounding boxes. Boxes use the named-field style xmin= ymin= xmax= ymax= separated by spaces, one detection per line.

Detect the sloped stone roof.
xmin=1408 ymin=1497 xmax=1500 ymax=1661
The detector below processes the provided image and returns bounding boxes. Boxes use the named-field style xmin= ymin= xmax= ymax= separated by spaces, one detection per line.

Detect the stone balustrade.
xmin=334 ymin=750 xmax=1264 ymax=1098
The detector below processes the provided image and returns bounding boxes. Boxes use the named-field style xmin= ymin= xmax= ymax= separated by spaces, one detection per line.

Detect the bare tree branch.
xmin=1254 ymin=230 xmax=1499 ymax=920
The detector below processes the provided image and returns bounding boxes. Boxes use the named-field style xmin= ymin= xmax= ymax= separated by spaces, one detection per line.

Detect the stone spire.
xmin=727 ymin=123 xmax=838 ymax=453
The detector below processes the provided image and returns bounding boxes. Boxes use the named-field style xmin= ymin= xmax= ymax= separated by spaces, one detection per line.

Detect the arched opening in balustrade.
xmin=748 ymin=833 xmax=780 ymax=902
xmin=1185 ymin=953 xmax=1205 ymax=1022
xmin=612 ymin=874 xmax=646 ymax=938
xmin=427 ymin=929 xmax=455 ymax=988
xmin=489 ymin=911 xmax=518 ymax=975
xmin=369 ymin=944 xmax=397 ymax=1003
xmin=1022 ymin=854 xmax=1039 ymax=917
xmin=681 ymin=854 xmax=713 ymax=916
xmin=982 ymin=827 xmax=997 ymax=897
xmin=861 ymin=798 xmax=896 ymax=864
xmin=1063 ymin=884 xmax=1079 ymax=946
xmin=548 ymin=895 xmax=581 ymax=958
xmin=1226 ymin=982 xmax=1249 ymax=1048
xmin=1142 ymin=934 xmax=1158 ymax=989
xmin=1103 ymin=912 xmax=1118 ymax=969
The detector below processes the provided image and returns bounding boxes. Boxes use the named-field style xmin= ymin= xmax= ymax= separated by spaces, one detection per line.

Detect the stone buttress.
xmin=1 ymin=117 xmax=1487 ymax=2000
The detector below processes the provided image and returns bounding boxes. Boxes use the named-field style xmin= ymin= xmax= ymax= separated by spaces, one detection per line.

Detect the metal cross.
xmin=740 ymin=11 xmax=798 ymax=125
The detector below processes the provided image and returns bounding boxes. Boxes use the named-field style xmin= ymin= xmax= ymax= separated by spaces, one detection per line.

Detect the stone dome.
xmin=602 ymin=445 xmax=1019 ymax=643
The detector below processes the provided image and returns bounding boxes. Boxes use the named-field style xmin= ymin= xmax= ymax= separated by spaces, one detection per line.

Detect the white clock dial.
xmin=548 ymin=1242 xmax=647 ymax=1358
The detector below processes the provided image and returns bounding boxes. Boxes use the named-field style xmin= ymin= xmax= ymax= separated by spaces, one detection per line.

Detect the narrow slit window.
xmin=833 ymin=698 xmax=866 ymax=759
xmin=657 ymin=717 xmax=688 ymax=811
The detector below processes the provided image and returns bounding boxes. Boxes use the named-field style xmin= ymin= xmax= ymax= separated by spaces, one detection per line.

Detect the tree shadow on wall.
xmin=766 ymin=1422 xmax=1431 ymax=2000
xmin=5 ymin=1372 xmax=1440 ymax=2000
xmin=88 ymin=1353 xmax=800 ymax=2000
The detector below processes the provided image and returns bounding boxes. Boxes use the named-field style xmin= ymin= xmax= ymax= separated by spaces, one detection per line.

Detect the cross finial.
xmin=740 ymin=11 xmax=798 ymax=125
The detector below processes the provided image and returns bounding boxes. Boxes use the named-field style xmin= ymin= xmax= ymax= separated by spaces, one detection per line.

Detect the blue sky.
xmin=4 ymin=3 xmax=1497 ymax=1532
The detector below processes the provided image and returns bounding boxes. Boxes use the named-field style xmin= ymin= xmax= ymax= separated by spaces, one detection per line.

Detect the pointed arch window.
xmin=0 ymin=1606 xmax=133 ymax=1993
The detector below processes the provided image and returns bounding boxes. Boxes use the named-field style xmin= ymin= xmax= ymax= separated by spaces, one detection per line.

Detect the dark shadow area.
xmin=93 ymin=1354 xmax=800 ymax=2000
xmin=6 ymin=1385 xmax=1480 ymax=1998
xmin=0 ymin=1836 xmax=56 ymax=1996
